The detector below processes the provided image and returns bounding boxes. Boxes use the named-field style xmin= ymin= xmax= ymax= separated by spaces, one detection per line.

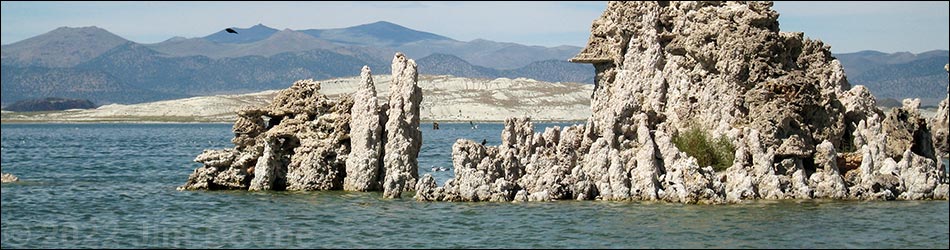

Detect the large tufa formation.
xmin=382 ymin=53 xmax=424 ymax=198
xmin=416 ymin=1 xmax=948 ymax=203
xmin=180 ymin=53 xmax=422 ymax=196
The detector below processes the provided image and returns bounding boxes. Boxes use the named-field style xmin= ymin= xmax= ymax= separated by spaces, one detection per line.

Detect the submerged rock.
xmin=1 ymin=173 xmax=19 ymax=183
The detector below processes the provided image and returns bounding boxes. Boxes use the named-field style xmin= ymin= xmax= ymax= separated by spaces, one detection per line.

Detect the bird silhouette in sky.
xmin=225 ymin=28 xmax=238 ymax=34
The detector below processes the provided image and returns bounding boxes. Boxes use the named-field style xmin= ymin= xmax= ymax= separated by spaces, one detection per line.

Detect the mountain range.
xmin=1 ymin=22 xmax=588 ymax=106
xmin=835 ymin=50 xmax=949 ymax=106
xmin=1 ymin=21 xmax=947 ymax=107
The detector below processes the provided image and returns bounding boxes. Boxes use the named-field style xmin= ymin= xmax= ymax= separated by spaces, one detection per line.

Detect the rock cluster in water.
xmin=179 ymin=53 xmax=422 ymax=198
xmin=181 ymin=2 xmax=947 ymax=204
xmin=1 ymin=173 xmax=18 ymax=183
xmin=415 ymin=1 xmax=948 ymax=203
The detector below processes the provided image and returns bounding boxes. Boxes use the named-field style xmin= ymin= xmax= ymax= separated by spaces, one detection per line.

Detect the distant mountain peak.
xmin=42 ymin=26 xmax=124 ymax=39
xmin=300 ymin=20 xmax=454 ymax=47
xmin=362 ymin=21 xmax=401 ymax=27
xmin=53 ymin=26 xmax=105 ymax=31
xmin=348 ymin=20 xmax=412 ymax=31
xmin=244 ymin=23 xmax=277 ymax=30
xmin=2 ymin=25 xmax=131 ymax=67
xmin=203 ymin=24 xmax=279 ymax=44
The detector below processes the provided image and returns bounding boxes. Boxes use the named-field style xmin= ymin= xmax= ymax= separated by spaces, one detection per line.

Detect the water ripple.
xmin=2 ymin=123 xmax=948 ymax=248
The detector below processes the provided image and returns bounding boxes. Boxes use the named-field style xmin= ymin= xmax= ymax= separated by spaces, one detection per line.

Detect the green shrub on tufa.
xmin=672 ymin=126 xmax=735 ymax=172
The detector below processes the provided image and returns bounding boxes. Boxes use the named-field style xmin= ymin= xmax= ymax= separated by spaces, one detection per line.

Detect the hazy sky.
xmin=1 ymin=1 xmax=948 ymax=54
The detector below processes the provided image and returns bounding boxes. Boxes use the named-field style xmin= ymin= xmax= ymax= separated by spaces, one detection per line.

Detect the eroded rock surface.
xmin=415 ymin=1 xmax=948 ymax=203
xmin=180 ymin=78 xmax=353 ymax=191
xmin=344 ymin=66 xmax=384 ymax=192
xmin=930 ymin=64 xmax=949 ymax=158
xmin=180 ymin=53 xmax=422 ymax=196
xmin=382 ymin=53 xmax=424 ymax=198
xmin=181 ymin=2 xmax=948 ymax=203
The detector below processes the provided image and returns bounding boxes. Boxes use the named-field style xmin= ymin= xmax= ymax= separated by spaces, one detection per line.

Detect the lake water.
xmin=2 ymin=123 xmax=948 ymax=248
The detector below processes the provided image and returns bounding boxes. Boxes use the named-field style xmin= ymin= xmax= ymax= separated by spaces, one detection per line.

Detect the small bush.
xmin=672 ymin=126 xmax=735 ymax=172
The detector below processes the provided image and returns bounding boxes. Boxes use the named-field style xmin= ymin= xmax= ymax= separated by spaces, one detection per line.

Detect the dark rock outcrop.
xmin=3 ymin=97 xmax=97 ymax=112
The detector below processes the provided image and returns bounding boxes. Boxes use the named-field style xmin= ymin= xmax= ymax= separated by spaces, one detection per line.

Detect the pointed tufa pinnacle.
xmin=383 ymin=52 xmax=423 ymax=198
xmin=360 ymin=65 xmax=374 ymax=89
xmin=344 ymin=65 xmax=384 ymax=192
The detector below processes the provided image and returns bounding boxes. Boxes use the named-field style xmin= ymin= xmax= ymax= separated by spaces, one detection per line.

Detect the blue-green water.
xmin=1 ymin=123 xmax=948 ymax=248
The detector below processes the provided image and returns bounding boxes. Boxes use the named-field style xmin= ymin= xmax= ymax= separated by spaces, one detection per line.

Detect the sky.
xmin=1 ymin=1 xmax=948 ymax=54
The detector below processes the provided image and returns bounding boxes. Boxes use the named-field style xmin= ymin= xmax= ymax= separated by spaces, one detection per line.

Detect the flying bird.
xmin=225 ymin=28 xmax=238 ymax=34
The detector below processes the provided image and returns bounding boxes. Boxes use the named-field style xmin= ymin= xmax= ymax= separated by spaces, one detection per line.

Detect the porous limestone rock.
xmin=344 ymin=66 xmax=384 ymax=192
xmin=249 ymin=136 xmax=287 ymax=191
xmin=181 ymin=52 xmax=424 ymax=197
xmin=894 ymin=149 xmax=944 ymax=200
xmin=180 ymin=2 xmax=948 ymax=203
xmin=383 ymin=52 xmax=424 ymax=198
xmin=808 ymin=140 xmax=849 ymax=199
xmin=882 ymin=99 xmax=935 ymax=160
xmin=414 ymin=174 xmax=443 ymax=201
xmin=284 ymin=95 xmax=353 ymax=191
xmin=180 ymin=78 xmax=354 ymax=191
xmin=416 ymin=1 xmax=947 ymax=203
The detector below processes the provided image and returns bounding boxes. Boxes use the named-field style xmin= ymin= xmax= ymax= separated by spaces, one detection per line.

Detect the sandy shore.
xmin=2 ymin=75 xmax=594 ymax=123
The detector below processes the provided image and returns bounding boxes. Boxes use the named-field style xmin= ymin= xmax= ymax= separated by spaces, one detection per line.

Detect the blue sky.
xmin=1 ymin=1 xmax=947 ymax=54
